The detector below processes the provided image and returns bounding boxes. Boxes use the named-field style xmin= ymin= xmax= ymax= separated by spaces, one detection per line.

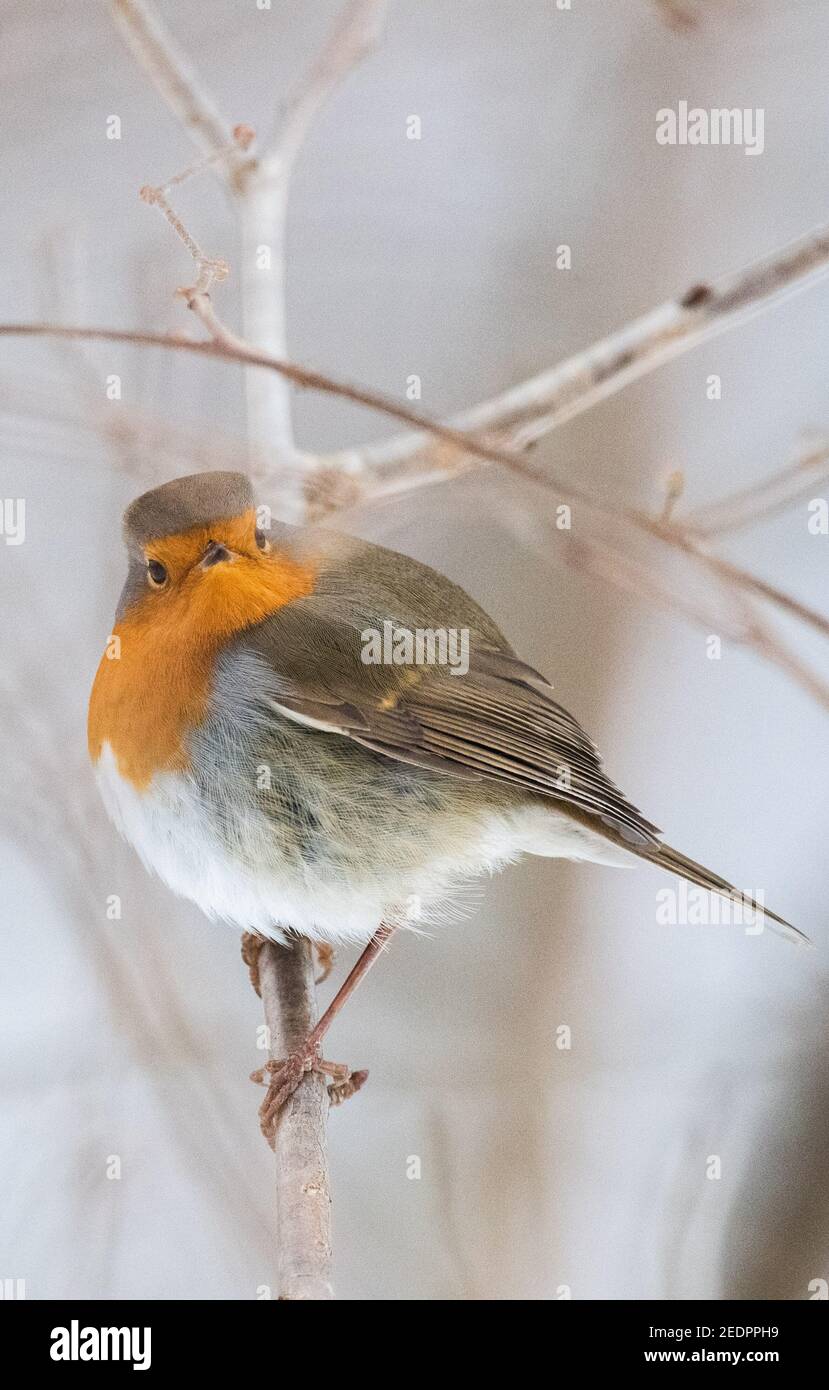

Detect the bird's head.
xmin=115 ymin=471 xmax=314 ymax=639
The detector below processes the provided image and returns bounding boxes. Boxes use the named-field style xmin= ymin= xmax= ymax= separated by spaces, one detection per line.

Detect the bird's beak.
xmin=200 ymin=539 xmax=238 ymax=568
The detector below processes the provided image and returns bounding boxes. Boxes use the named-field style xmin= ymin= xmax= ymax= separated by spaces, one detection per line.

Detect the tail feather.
xmin=637 ymin=841 xmax=810 ymax=947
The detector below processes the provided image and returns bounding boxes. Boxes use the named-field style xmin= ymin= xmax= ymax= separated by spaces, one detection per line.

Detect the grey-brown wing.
xmin=237 ymin=531 xmax=660 ymax=847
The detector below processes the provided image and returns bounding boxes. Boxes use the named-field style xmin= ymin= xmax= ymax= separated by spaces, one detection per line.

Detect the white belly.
xmin=94 ymin=742 xmax=631 ymax=945
xmin=95 ymin=743 xmax=388 ymax=944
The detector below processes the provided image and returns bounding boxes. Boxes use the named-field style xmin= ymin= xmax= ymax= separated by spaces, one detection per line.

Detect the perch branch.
xmin=256 ymin=939 xmax=333 ymax=1301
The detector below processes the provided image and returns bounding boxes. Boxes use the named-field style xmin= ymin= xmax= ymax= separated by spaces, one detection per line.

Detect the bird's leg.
xmin=251 ymin=923 xmax=396 ymax=1146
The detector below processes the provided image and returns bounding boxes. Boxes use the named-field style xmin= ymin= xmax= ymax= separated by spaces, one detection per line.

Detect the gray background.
xmin=1 ymin=0 xmax=828 ymax=1299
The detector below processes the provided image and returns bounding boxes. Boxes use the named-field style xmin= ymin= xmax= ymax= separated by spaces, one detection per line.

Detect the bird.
xmin=88 ymin=470 xmax=804 ymax=1139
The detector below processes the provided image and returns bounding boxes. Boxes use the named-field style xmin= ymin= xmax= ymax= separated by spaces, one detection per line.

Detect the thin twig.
xmin=659 ymin=469 xmax=686 ymax=525
xmin=139 ymin=182 xmax=230 ymax=297
xmin=562 ymin=534 xmax=747 ymax=641
xmin=639 ymin=518 xmax=829 ymax=642
xmin=266 ymin=0 xmax=388 ymax=168
xmin=563 ymin=534 xmax=829 ymax=711
xmin=727 ymin=590 xmax=829 ymax=714
xmin=108 ymin=0 xmax=250 ymax=189
xmin=685 ymin=439 xmax=829 ymax=538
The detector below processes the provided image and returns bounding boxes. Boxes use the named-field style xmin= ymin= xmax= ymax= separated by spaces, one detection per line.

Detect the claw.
xmin=241 ymin=931 xmax=266 ymax=997
xmin=251 ymin=1046 xmax=367 ymax=1148
xmin=314 ymin=942 xmax=336 ymax=984
xmin=327 ymin=1068 xmax=369 ymax=1107
xmin=244 ymin=926 xmax=395 ymax=1147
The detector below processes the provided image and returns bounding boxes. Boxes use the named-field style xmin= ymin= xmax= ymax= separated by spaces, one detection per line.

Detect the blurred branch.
xmin=564 ymin=532 xmax=829 ymax=712
xmin=236 ymin=0 xmax=387 ymax=477
xmin=563 ymin=533 xmax=747 ymax=640
xmin=108 ymin=0 xmax=250 ymax=186
xmin=734 ymin=595 xmax=829 ymax=713
xmin=665 ymin=536 xmax=829 ymax=641
xmin=110 ymin=0 xmax=387 ymax=499
xmin=685 ymin=438 xmax=829 ymax=538
xmin=623 ymin=478 xmax=829 ymax=643
xmin=0 ymin=367 xmax=314 ymax=485
xmin=653 ymin=0 xmax=699 ymax=31
xmin=266 ymin=0 xmax=388 ymax=165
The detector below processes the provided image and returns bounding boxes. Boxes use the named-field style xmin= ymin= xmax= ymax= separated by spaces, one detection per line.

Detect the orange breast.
xmin=88 ymin=522 xmax=314 ymax=789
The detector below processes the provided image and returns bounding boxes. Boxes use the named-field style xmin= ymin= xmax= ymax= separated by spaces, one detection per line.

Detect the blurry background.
xmin=1 ymin=0 xmax=828 ymax=1300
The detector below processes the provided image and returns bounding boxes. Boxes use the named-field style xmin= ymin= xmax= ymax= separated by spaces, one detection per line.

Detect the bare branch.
xmin=237 ymin=177 xmax=296 ymax=467
xmin=0 ymin=317 xmax=600 ymax=522
xmin=638 ymin=516 xmax=829 ymax=642
xmin=108 ymin=0 xmax=250 ymax=189
xmin=139 ymin=181 xmax=230 ymax=297
xmin=266 ymin=0 xmax=388 ymax=170
xmin=109 ymin=0 xmax=387 ymax=475
xmin=562 ymin=532 xmax=747 ymax=639
xmin=4 ymin=316 xmax=827 ymax=654
xmin=659 ymin=468 xmax=686 ymax=525
xmin=236 ymin=0 xmax=388 ymax=501
xmin=327 ymin=222 xmax=829 ymax=478
xmin=728 ymin=590 xmax=829 ymax=714
xmin=562 ymin=528 xmax=829 ymax=711
xmin=687 ymin=546 xmax=829 ymax=640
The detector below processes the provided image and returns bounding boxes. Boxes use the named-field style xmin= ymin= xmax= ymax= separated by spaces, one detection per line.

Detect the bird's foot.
xmin=251 ymin=1045 xmax=368 ymax=1149
xmin=314 ymin=942 xmax=336 ymax=983
xmin=241 ymin=930 xmax=267 ymax=997
xmin=243 ymin=934 xmax=335 ymax=992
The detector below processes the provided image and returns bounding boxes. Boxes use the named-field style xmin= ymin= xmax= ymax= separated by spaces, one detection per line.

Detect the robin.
xmin=88 ymin=470 xmax=804 ymax=1140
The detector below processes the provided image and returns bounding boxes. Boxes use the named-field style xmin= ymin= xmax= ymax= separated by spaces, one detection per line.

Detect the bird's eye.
xmin=146 ymin=559 xmax=168 ymax=588
xmin=255 ymin=527 xmax=270 ymax=552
